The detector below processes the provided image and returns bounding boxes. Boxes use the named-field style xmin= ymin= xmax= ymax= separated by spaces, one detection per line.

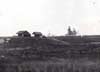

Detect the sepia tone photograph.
xmin=0 ymin=0 xmax=100 ymax=72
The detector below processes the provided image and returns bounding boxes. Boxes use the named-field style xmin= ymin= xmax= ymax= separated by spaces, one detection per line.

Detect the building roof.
xmin=32 ymin=32 xmax=42 ymax=35
xmin=16 ymin=31 xmax=30 ymax=34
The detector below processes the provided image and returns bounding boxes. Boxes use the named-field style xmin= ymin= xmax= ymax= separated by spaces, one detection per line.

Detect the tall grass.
xmin=4 ymin=58 xmax=100 ymax=72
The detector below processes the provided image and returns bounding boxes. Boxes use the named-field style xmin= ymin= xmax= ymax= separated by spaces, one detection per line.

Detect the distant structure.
xmin=16 ymin=31 xmax=31 ymax=37
xmin=72 ymin=28 xmax=77 ymax=35
xmin=67 ymin=26 xmax=77 ymax=36
xmin=67 ymin=26 xmax=73 ymax=35
xmin=32 ymin=32 xmax=43 ymax=38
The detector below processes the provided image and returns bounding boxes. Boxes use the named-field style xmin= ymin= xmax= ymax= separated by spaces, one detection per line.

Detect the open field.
xmin=1 ymin=57 xmax=100 ymax=72
xmin=0 ymin=36 xmax=100 ymax=72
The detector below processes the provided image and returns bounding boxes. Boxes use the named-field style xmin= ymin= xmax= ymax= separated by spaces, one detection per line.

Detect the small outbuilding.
xmin=32 ymin=32 xmax=42 ymax=38
xmin=16 ymin=31 xmax=31 ymax=37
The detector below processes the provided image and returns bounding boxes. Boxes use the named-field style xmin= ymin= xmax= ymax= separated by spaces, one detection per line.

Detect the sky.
xmin=0 ymin=0 xmax=100 ymax=36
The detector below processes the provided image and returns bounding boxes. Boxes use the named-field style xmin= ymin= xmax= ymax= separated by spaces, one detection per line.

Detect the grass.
xmin=4 ymin=57 xmax=100 ymax=72
xmin=0 ymin=36 xmax=100 ymax=72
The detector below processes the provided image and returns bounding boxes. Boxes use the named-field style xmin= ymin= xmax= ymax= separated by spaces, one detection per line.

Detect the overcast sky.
xmin=0 ymin=0 xmax=100 ymax=36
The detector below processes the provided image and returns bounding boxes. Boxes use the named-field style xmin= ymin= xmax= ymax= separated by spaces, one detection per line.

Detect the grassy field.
xmin=2 ymin=57 xmax=100 ymax=72
xmin=0 ymin=36 xmax=99 ymax=72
